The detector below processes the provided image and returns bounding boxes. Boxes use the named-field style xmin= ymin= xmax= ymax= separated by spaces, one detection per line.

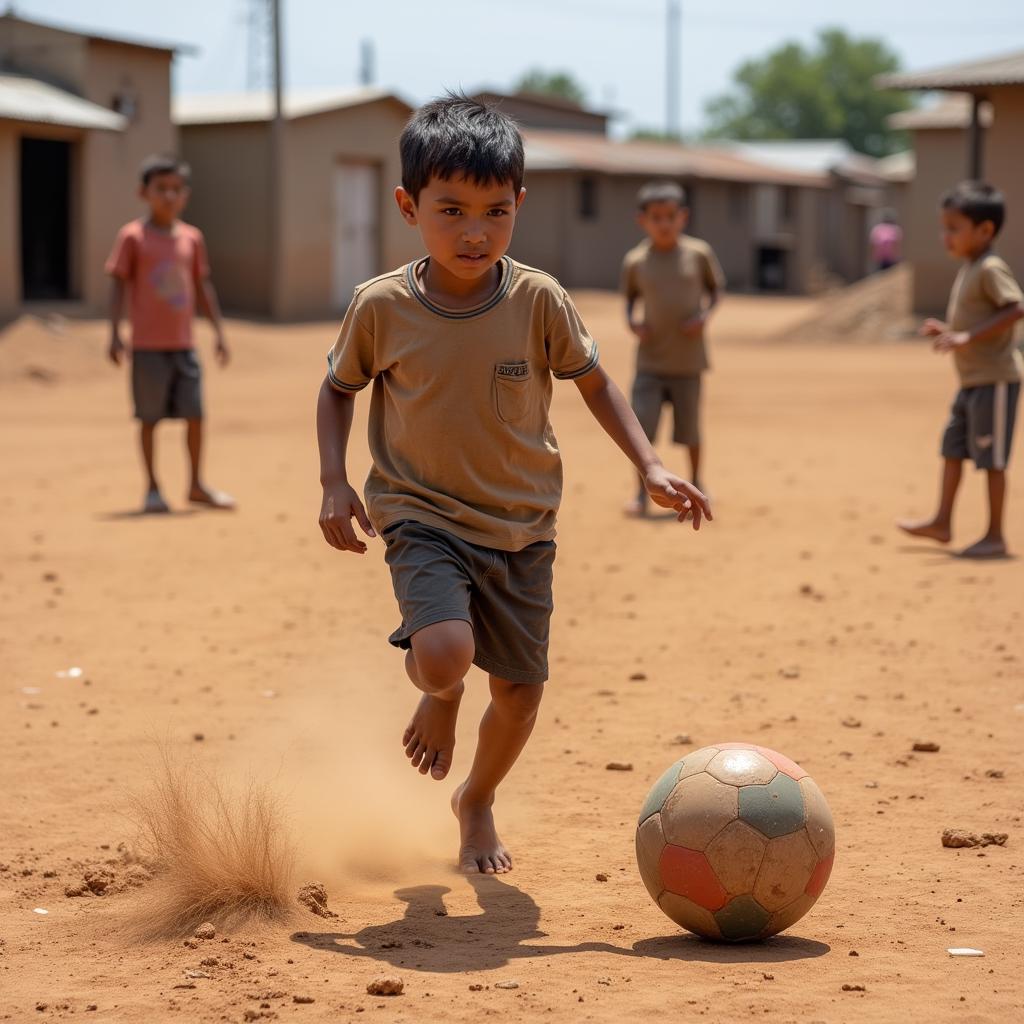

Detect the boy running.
xmin=316 ymin=97 xmax=711 ymax=875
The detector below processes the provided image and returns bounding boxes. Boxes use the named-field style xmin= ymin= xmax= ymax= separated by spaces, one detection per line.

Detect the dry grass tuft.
xmin=129 ymin=753 xmax=295 ymax=937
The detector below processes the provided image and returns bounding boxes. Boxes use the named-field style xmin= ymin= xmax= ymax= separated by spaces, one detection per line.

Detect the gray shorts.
xmin=941 ymin=382 xmax=1019 ymax=470
xmin=632 ymin=372 xmax=701 ymax=446
xmin=382 ymin=520 xmax=556 ymax=684
xmin=132 ymin=349 xmax=203 ymax=423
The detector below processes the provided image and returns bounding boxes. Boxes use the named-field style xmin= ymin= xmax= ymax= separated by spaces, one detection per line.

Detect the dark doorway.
xmin=756 ymin=246 xmax=787 ymax=291
xmin=20 ymin=137 xmax=72 ymax=300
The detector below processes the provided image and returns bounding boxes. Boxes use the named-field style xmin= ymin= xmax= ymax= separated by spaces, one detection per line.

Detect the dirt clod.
xmin=912 ymin=741 xmax=940 ymax=752
xmin=195 ymin=922 xmax=216 ymax=940
xmin=842 ymin=984 xmax=866 ymax=992
xmin=605 ymin=762 xmax=633 ymax=771
xmin=941 ymin=829 xmax=1008 ymax=849
xmin=595 ymin=873 xmax=609 ymax=882
xmin=366 ymin=976 xmax=404 ymax=996
xmin=296 ymin=882 xmax=338 ymax=919
xmin=293 ymin=994 xmax=315 ymax=1004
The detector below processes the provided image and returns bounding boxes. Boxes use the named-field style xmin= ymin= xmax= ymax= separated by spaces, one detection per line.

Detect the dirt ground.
xmin=1 ymin=290 xmax=1022 ymax=1023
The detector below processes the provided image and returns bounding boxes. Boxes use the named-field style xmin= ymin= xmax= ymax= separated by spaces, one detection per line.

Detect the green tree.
xmin=703 ymin=29 xmax=912 ymax=156
xmin=513 ymin=69 xmax=586 ymax=106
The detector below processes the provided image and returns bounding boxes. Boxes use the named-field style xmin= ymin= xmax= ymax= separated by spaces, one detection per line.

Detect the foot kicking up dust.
xmin=451 ymin=783 xmax=512 ymax=875
xmin=402 ymin=683 xmax=463 ymax=780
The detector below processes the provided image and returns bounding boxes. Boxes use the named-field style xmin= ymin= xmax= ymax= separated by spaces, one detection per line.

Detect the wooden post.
xmin=269 ymin=0 xmax=285 ymax=319
xmin=967 ymin=93 xmax=984 ymax=180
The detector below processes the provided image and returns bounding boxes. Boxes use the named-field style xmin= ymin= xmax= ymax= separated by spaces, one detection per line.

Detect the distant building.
xmin=879 ymin=50 xmax=1024 ymax=313
xmin=0 ymin=12 xmax=183 ymax=323
xmin=471 ymin=90 xmax=610 ymax=134
xmin=175 ymin=88 xmax=417 ymax=319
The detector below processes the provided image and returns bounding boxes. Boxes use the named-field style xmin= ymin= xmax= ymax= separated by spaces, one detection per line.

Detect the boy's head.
xmin=394 ymin=94 xmax=526 ymax=281
xmin=636 ymin=181 xmax=688 ymax=249
xmin=940 ymin=180 xmax=1004 ymax=259
xmin=138 ymin=154 xmax=191 ymax=224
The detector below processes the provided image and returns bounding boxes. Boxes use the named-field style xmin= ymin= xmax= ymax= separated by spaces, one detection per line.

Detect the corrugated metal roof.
xmin=0 ymin=73 xmax=126 ymax=130
xmin=174 ymin=87 xmax=411 ymax=125
xmin=888 ymin=94 xmax=993 ymax=131
xmin=0 ymin=12 xmax=192 ymax=54
xmin=877 ymin=50 xmax=1024 ymax=91
xmin=522 ymin=131 xmax=828 ymax=187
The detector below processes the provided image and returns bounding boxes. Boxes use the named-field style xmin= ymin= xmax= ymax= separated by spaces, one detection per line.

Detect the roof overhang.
xmin=0 ymin=73 xmax=126 ymax=130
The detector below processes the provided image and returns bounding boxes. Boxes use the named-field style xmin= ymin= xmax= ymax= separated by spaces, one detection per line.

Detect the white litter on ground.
xmin=947 ymin=948 xmax=984 ymax=957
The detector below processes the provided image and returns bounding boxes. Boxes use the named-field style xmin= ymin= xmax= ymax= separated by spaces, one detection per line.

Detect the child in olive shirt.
xmin=899 ymin=181 xmax=1023 ymax=558
xmin=621 ymin=181 xmax=725 ymax=515
xmin=316 ymin=97 xmax=711 ymax=875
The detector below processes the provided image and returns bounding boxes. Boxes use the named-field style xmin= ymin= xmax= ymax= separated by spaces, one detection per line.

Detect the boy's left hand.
xmin=215 ymin=334 xmax=231 ymax=367
xmin=644 ymin=466 xmax=712 ymax=529
xmin=680 ymin=313 xmax=706 ymax=337
xmin=933 ymin=330 xmax=969 ymax=352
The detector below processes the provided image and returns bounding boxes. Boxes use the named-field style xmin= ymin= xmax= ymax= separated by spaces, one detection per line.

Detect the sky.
xmin=10 ymin=0 xmax=1024 ymax=135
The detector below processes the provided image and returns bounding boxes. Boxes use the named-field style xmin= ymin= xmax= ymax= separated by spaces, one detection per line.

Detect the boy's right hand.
xmin=319 ymin=482 xmax=377 ymax=554
xmin=919 ymin=318 xmax=947 ymax=338
xmin=108 ymin=335 xmax=126 ymax=366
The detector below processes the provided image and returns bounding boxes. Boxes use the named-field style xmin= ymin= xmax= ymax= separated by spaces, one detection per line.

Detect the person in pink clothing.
xmin=870 ymin=209 xmax=903 ymax=272
xmin=107 ymin=155 xmax=235 ymax=513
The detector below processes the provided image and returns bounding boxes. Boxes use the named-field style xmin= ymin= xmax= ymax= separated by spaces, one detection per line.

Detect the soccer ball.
xmin=636 ymin=743 xmax=834 ymax=942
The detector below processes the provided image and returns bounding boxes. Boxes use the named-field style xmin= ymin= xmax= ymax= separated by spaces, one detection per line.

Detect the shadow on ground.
xmin=290 ymin=875 xmax=829 ymax=972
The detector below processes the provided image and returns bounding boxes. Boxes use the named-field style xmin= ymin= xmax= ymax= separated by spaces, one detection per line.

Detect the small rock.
xmin=913 ymin=741 xmax=940 ymax=753
xmin=195 ymin=922 xmax=216 ymax=940
xmin=597 ymin=977 xmax=611 ymax=985
xmin=778 ymin=666 xmax=800 ymax=679
xmin=468 ymin=983 xmax=483 ymax=991
xmin=494 ymin=980 xmax=520 ymax=990
xmin=193 ymin=733 xmax=205 ymax=742
xmin=293 ymin=994 xmax=315 ymax=1004
xmin=628 ymin=672 xmax=647 ymax=681
xmin=86 ymin=1006 xmax=97 ymax=1012
xmin=243 ymin=1012 xmax=261 ymax=1022
xmin=199 ymin=957 xmax=219 ymax=967
xmin=670 ymin=733 xmax=692 ymax=745
xmin=985 ymin=769 xmax=1004 ymax=779
xmin=366 ymin=976 xmax=404 ymax=996
xmin=185 ymin=969 xmax=211 ymax=979
xmin=64 ymin=883 xmax=88 ymax=898
xmin=183 ymin=939 xmax=199 ymax=949
xmin=296 ymin=882 xmax=338 ymax=919
xmin=35 ymin=1003 xmax=47 ymax=1012
xmin=841 ymin=717 xmax=861 ymax=729
xmin=842 ymin=984 xmax=866 ymax=992
xmin=762 ymin=972 xmax=774 ymax=980
xmin=605 ymin=762 xmax=633 ymax=771
xmin=595 ymin=873 xmax=609 ymax=882
xmin=849 ymin=950 xmax=859 ymax=957
xmin=864 ymin=781 xmax=878 ymax=789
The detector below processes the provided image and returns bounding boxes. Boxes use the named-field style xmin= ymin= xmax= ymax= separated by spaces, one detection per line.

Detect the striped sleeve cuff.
xmin=326 ymin=352 xmax=368 ymax=393
xmin=552 ymin=346 xmax=600 ymax=381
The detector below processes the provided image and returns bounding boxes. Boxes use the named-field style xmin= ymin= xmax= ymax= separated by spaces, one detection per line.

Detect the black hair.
xmin=400 ymin=93 xmax=524 ymax=202
xmin=637 ymin=180 xmax=687 ymax=211
xmin=139 ymin=154 xmax=191 ymax=186
xmin=941 ymin=180 xmax=1005 ymax=235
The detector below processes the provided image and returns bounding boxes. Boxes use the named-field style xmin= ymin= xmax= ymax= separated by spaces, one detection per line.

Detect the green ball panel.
xmin=738 ymin=772 xmax=806 ymax=839
xmin=638 ymin=759 xmax=685 ymax=825
xmin=714 ymin=895 xmax=771 ymax=942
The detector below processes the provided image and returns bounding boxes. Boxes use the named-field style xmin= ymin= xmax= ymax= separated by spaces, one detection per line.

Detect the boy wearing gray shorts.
xmin=316 ymin=96 xmax=711 ymax=876
xmin=621 ymin=181 xmax=725 ymax=514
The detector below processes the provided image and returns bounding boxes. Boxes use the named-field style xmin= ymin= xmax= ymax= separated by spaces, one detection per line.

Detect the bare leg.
xmin=401 ymin=620 xmax=470 ymax=780
xmin=186 ymin=417 xmax=235 ymax=508
xmin=961 ymin=469 xmax=1008 ymax=557
xmin=139 ymin=422 xmax=168 ymax=513
xmin=452 ymin=677 xmax=544 ymax=874
xmin=897 ymin=458 xmax=961 ymax=543
xmin=688 ymin=444 xmax=702 ymax=493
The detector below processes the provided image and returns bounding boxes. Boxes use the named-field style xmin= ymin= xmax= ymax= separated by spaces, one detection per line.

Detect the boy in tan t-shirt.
xmin=316 ymin=95 xmax=711 ymax=875
xmin=899 ymin=181 xmax=1024 ymax=557
xmin=621 ymin=181 xmax=725 ymax=515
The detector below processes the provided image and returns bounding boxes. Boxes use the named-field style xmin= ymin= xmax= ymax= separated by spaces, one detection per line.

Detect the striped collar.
xmin=405 ymin=256 xmax=514 ymax=320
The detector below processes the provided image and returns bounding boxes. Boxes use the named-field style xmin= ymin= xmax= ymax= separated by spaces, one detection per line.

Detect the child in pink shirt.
xmin=106 ymin=155 xmax=234 ymax=513
xmin=870 ymin=210 xmax=903 ymax=271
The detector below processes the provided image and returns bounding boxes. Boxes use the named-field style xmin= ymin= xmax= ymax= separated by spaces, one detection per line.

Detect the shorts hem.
xmin=472 ymin=652 xmax=548 ymax=684
xmin=387 ymin=609 xmax=472 ymax=650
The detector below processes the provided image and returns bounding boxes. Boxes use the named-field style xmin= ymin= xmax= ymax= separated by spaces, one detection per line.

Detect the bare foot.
xmin=403 ymin=682 xmax=463 ymax=779
xmin=451 ymin=783 xmax=511 ymax=874
xmin=958 ymin=536 xmax=1007 ymax=559
xmin=623 ymin=497 xmax=648 ymax=518
xmin=189 ymin=485 xmax=236 ymax=509
xmin=896 ymin=518 xmax=951 ymax=543
xmin=143 ymin=487 xmax=169 ymax=514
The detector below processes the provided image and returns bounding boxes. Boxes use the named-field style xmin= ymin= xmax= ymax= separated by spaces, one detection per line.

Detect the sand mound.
xmin=786 ymin=264 xmax=915 ymax=342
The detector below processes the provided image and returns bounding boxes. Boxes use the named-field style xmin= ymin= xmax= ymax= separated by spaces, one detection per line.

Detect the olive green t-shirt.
xmin=620 ymin=235 xmax=725 ymax=377
xmin=947 ymin=252 xmax=1023 ymax=387
xmin=327 ymin=257 xmax=600 ymax=552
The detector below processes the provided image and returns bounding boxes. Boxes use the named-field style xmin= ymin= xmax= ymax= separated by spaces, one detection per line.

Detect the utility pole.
xmin=666 ymin=0 xmax=681 ymax=139
xmin=358 ymin=38 xmax=375 ymax=86
xmin=269 ymin=0 xmax=284 ymax=320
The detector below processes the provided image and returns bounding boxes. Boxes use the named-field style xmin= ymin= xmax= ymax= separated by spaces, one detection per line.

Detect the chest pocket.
xmin=494 ymin=360 xmax=532 ymax=424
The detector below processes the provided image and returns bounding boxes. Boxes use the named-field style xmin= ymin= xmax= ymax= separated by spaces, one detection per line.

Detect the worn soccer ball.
xmin=636 ymin=743 xmax=835 ymax=942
